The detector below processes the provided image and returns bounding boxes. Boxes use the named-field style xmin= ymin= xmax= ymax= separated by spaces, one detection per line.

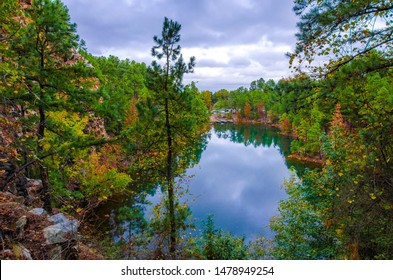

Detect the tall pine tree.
xmin=3 ymin=0 xmax=97 ymax=212
xmin=139 ymin=17 xmax=208 ymax=258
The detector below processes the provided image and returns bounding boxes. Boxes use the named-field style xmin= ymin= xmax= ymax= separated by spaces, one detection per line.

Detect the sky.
xmin=62 ymin=0 xmax=299 ymax=92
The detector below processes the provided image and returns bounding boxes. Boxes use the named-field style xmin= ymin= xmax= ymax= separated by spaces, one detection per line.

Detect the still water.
xmin=98 ymin=124 xmax=309 ymax=242
xmin=181 ymin=124 xmax=306 ymax=239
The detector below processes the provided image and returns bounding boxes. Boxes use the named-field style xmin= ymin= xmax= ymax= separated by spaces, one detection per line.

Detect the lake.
xmin=178 ymin=123 xmax=307 ymax=239
xmin=97 ymin=123 xmax=310 ymax=243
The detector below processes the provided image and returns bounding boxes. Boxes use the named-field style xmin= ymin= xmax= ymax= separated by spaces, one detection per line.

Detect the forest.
xmin=1 ymin=0 xmax=392 ymax=260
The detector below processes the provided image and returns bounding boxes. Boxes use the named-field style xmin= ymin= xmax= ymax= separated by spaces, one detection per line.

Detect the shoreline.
xmin=210 ymin=114 xmax=324 ymax=166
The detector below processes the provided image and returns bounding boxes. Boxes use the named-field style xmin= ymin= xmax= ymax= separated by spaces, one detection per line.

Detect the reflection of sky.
xmin=186 ymin=129 xmax=290 ymax=239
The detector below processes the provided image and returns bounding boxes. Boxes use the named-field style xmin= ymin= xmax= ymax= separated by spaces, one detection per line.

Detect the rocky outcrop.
xmin=84 ymin=113 xmax=109 ymax=139
xmin=0 ymin=191 xmax=103 ymax=259
xmin=41 ymin=213 xmax=79 ymax=259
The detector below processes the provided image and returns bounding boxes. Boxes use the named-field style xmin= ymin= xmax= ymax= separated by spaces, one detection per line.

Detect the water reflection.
xmin=97 ymin=124 xmax=311 ymax=244
xmin=186 ymin=124 xmax=304 ymax=239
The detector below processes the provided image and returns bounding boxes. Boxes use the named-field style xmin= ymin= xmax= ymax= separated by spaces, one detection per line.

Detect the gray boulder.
xmin=48 ymin=213 xmax=70 ymax=224
xmin=43 ymin=213 xmax=79 ymax=245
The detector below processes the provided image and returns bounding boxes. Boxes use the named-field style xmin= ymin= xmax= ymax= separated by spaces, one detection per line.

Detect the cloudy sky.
xmin=62 ymin=0 xmax=299 ymax=92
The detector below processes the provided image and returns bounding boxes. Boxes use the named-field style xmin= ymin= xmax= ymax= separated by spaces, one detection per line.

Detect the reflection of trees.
xmin=214 ymin=124 xmax=287 ymax=153
xmin=182 ymin=132 xmax=211 ymax=170
xmin=97 ymin=125 xmax=314 ymax=258
xmin=213 ymin=124 xmax=315 ymax=178
xmin=94 ymin=130 xmax=210 ymax=258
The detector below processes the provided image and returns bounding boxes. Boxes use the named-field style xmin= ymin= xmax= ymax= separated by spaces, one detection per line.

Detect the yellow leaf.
xmin=336 ymin=229 xmax=344 ymax=235
xmin=338 ymin=172 xmax=343 ymax=177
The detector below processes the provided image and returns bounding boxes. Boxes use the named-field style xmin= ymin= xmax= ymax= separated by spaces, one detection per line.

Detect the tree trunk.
xmin=37 ymin=106 xmax=52 ymax=213
xmin=21 ymin=105 xmax=31 ymax=178
xmin=165 ymin=97 xmax=176 ymax=257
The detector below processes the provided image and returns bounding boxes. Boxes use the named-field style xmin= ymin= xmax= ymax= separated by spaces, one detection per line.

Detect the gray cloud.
xmin=197 ymin=59 xmax=228 ymax=68
xmin=228 ymin=57 xmax=252 ymax=68
xmin=63 ymin=0 xmax=298 ymax=91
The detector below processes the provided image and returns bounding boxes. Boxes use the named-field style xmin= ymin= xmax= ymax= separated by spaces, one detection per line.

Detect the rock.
xmin=15 ymin=215 xmax=27 ymax=230
xmin=43 ymin=223 xmax=78 ymax=244
xmin=28 ymin=208 xmax=47 ymax=216
xmin=26 ymin=179 xmax=43 ymax=195
xmin=14 ymin=196 xmax=25 ymax=204
xmin=25 ymin=179 xmax=43 ymax=206
xmin=26 ymin=178 xmax=42 ymax=188
xmin=48 ymin=213 xmax=69 ymax=224
xmin=43 ymin=213 xmax=79 ymax=245
xmin=48 ymin=245 xmax=63 ymax=260
xmin=15 ymin=176 xmax=28 ymax=197
xmin=12 ymin=243 xmax=32 ymax=260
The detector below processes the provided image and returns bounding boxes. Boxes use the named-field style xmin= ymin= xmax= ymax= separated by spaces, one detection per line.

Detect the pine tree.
xmin=290 ymin=0 xmax=393 ymax=74
xmin=141 ymin=17 xmax=206 ymax=257
xmin=3 ymin=0 xmax=97 ymax=212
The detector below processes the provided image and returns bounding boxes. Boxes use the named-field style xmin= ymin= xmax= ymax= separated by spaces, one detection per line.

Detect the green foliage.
xmin=131 ymin=17 xmax=209 ymax=257
xmin=0 ymin=0 xmax=23 ymax=95
xmin=2 ymin=0 xmax=392 ymax=261
xmin=92 ymin=56 xmax=148 ymax=134
xmin=212 ymin=80 xmax=274 ymax=121
xmin=193 ymin=215 xmax=249 ymax=260
xmin=274 ymin=86 xmax=393 ymax=259
xmin=266 ymin=1 xmax=393 ymax=259
xmin=279 ymin=113 xmax=292 ymax=134
xmin=1 ymin=0 xmax=100 ymax=211
xmin=313 ymin=101 xmax=393 ymax=259
xmin=291 ymin=0 xmax=393 ymax=74
xmin=270 ymin=174 xmax=343 ymax=259
xmin=248 ymin=236 xmax=273 ymax=260
xmin=143 ymin=184 xmax=195 ymax=259
xmin=117 ymin=205 xmax=148 ymax=234
xmin=201 ymin=90 xmax=213 ymax=111
xmin=98 ymin=236 xmax=124 ymax=260
xmin=73 ymin=149 xmax=132 ymax=201
xmin=212 ymin=89 xmax=229 ymax=105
